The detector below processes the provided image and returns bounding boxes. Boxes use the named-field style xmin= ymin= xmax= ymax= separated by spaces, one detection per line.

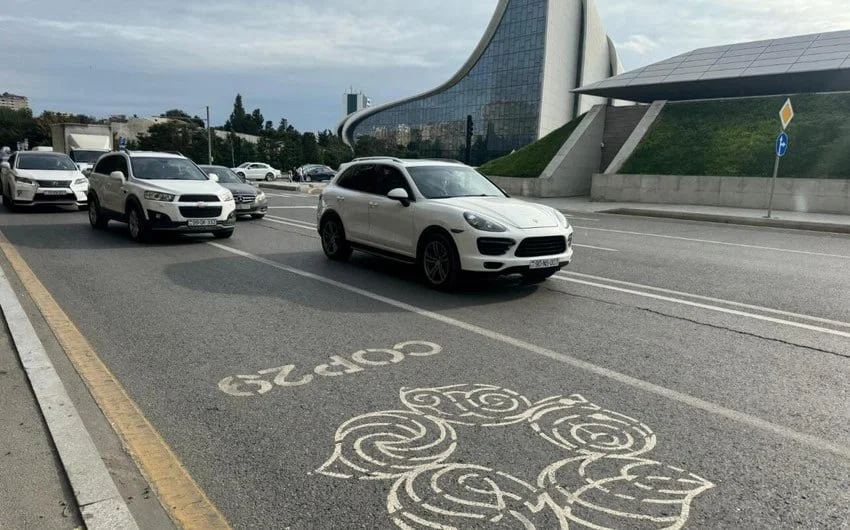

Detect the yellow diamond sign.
xmin=780 ymin=98 xmax=794 ymax=130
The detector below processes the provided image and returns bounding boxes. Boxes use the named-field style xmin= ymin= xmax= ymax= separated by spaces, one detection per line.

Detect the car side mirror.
xmin=387 ymin=187 xmax=411 ymax=207
xmin=0 ymin=162 xmax=10 ymax=170
xmin=109 ymin=170 xmax=125 ymax=181
xmin=209 ymin=173 xmax=219 ymax=182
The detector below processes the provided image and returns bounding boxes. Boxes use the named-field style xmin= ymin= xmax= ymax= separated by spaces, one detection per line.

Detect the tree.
xmin=162 ymin=109 xmax=204 ymax=128
xmin=302 ymin=132 xmax=319 ymax=163
xmin=225 ymin=94 xmax=249 ymax=134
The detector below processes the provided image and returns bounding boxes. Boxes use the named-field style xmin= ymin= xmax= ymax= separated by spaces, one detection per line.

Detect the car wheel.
xmin=213 ymin=229 xmax=234 ymax=239
xmin=250 ymin=213 xmax=265 ymax=220
xmin=127 ymin=204 xmax=149 ymax=242
xmin=420 ymin=232 xmax=460 ymax=290
xmin=265 ymin=173 xmax=274 ymax=182
xmin=521 ymin=269 xmax=558 ymax=284
xmin=237 ymin=172 xmax=246 ymax=179
xmin=88 ymin=195 xmax=108 ymax=229
xmin=320 ymin=215 xmax=352 ymax=261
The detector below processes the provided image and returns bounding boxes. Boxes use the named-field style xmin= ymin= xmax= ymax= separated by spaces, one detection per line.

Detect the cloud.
xmin=618 ymin=35 xmax=659 ymax=55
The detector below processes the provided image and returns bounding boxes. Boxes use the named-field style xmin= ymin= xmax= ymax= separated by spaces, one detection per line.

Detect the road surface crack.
xmin=544 ymin=287 xmax=849 ymax=360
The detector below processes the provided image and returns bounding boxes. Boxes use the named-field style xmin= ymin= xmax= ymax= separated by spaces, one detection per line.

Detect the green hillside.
xmin=620 ymin=93 xmax=850 ymax=178
xmin=478 ymin=114 xmax=585 ymax=178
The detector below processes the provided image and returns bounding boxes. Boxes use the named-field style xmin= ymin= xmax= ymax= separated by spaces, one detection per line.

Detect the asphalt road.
xmin=1 ymin=191 xmax=848 ymax=529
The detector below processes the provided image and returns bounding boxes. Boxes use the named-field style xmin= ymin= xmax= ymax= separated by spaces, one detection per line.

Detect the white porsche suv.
xmin=317 ymin=158 xmax=573 ymax=289
xmin=87 ymin=151 xmax=236 ymax=241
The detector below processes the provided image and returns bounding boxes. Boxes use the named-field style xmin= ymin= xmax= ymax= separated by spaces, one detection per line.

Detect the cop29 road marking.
xmin=551 ymin=274 xmax=850 ymax=339
xmin=571 ymin=226 xmax=850 ymax=259
xmin=208 ymin=241 xmax=850 ymax=461
xmin=218 ymin=341 xmax=442 ymax=398
xmin=558 ymin=271 xmax=850 ymax=330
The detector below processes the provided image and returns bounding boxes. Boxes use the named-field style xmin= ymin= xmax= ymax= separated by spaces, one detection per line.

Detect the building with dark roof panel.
xmin=338 ymin=0 xmax=622 ymax=164
xmin=575 ymin=31 xmax=850 ymax=102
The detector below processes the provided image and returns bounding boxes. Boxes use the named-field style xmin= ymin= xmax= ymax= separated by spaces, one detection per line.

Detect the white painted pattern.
xmin=559 ymin=271 xmax=850 ymax=330
xmin=208 ymin=242 xmax=850 ymax=461
xmin=317 ymin=384 xmax=714 ymax=529
xmin=572 ymin=226 xmax=850 ymax=259
xmin=572 ymin=244 xmax=618 ymax=252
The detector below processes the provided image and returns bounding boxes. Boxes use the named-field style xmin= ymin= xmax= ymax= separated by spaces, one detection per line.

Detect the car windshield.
xmin=237 ymin=163 xmax=251 ymax=168
xmin=201 ymin=165 xmax=243 ymax=184
xmin=131 ymin=157 xmax=209 ymax=181
xmin=406 ymin=166 xmax=505 ymax=199
xmin=71 ymin=150 xmax=108 ymax=163
xmin=17 ymin=153 xmax=77 ymax=171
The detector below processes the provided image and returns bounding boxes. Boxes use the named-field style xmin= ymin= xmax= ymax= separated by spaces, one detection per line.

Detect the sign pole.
xmin=767 ymin=141 xmax=781 ymax=218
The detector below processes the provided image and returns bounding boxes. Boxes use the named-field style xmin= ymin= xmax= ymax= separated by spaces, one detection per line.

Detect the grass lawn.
xmin=620 ymin=93 xmax=850 ymax=178
xmin=478 ymin=114 xmax=585 ymax=178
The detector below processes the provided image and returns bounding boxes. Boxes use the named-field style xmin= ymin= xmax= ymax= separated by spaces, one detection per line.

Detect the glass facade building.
xmin=339 ymin=0 xmax=622 ymax=165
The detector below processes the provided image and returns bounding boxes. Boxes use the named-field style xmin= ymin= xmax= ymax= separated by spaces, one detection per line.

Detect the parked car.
xmin=232 ymin=162 xmax=281 ymax=182
xmin=317 ymin=157 xmax=573 ymax=290
xmin=200 ymin=165 xmax=267 ymax=220
xmin=303 ymin=166 xmax=335 ymax=182
xmin=0 ymin=151 xmax=89 ymax=210
xmin=87 ymin=151 xmax=236 ymax=241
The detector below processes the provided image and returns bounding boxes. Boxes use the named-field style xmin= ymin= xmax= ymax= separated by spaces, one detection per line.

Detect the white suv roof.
xmin=346 ymin=157 xmax=465 ymax=168
xmin=123 ymin=151 xmax=186 ymax=159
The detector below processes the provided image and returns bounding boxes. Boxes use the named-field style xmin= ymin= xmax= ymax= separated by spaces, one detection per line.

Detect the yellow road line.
xmin=0 ymin=231 xmax=230 ymax=530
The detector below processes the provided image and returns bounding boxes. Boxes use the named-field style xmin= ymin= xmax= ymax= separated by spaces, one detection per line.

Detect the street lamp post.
xmin=206 ymin=106 xmax=212 ymax=165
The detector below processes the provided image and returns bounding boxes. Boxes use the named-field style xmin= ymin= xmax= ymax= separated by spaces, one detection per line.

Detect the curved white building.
xmin=338 ymin=0 xmax=622 ymax=164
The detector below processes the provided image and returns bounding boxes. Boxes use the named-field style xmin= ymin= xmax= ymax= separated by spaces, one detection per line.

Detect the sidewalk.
xmin=523 ymin=196 xmax=850 ymax=234
xmin=0 ymin=322 xmax=83 ymax=529
xmin=259 ymin=181 xmax=326 ymax=194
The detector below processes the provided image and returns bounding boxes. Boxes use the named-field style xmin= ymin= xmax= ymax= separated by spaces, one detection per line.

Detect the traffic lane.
xmin=2 ymin=212 xmax=849 ymax=527
xmin=568 ymin=223 xmax=850 ymax=323
xmin=214 ymin=226 xmax=850 ymax=448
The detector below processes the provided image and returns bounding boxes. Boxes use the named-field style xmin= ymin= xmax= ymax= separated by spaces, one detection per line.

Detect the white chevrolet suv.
xmin=317 ymin=158 xmax=573 ymax=289
xmin=87 ymin=151 xmax=236 ymax=241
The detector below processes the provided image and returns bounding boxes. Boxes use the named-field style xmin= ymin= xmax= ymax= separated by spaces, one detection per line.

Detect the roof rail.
xmin=419 ymin=158 xmax=465 ymax=165
xmin=352 ymin=156 xmax=403 ymax=163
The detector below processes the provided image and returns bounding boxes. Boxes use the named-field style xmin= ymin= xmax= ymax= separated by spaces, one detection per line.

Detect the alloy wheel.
xmin=129 ymin=209 xmax=140 ymax=239
xmin=423 ymin=240 xmax=450 ymax=285
xmin=322 ymin=221 xmax=340 ymax=255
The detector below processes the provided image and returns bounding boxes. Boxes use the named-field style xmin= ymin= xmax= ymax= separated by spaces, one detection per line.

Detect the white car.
xmin=87 ymin=151 xmax=236 ymax=242
xmin=0 ymin=151 xmax=89 ymax=209
xmin=232 ymin=162 xmax=281 ymax=182
xmin=317 ymin=158 xmax=574 ymax=289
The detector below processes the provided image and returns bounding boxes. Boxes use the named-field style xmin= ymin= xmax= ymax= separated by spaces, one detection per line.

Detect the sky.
xmin=2 ymin=0 xmax=849 ymax=132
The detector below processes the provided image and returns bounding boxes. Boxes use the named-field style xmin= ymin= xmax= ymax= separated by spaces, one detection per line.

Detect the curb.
xmin=0 ymin=268 xmax=138 ymax=529
xmin=600 ymin=208 xmax=850 ymax=235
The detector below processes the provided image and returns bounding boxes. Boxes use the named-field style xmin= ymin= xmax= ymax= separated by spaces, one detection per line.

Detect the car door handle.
xmin=336 ymin=196 xmax=345 ymax=201
xmin=369 ymin=202 xmax=378 ymax=207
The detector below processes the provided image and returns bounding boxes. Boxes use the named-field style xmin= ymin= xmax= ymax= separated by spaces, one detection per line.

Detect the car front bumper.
xmin=234 ymin=202 xmax=268 ymax=216
xmin=12 ymin=185 xmax=88 ymax=206
xmin=452 ymin=226 xmax=574 ymax=274
xmin=144 ymin=200 xmax=237 ymax=232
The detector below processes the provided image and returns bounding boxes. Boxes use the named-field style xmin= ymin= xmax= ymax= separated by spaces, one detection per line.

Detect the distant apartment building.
xmin=343 ymin=91 xmax=371 ymax=117
xmin=0 ymin=92 xmax=29 ymax=110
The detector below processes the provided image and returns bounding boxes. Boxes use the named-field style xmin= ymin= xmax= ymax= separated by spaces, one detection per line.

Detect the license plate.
xmin=42 ymin=190 xmax=67 ymax=196
xmin=529 ymin=258 xmax=559 ymax=270
xmin=236 ymin=204 xmax=251 ymax=211
xmin=187 ymin=219 xmax=217 ymax=227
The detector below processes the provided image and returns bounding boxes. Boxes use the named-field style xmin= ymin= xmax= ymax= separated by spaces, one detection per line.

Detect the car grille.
xmin=235 ymin=194 xmax=256 ymax=203
xmin=179 ymin=195 xmax=220 ymax=202
xmin=36 ymin=180 xmax=71 ymax=188
xmin=477 ymin=238 xmax=516 ymax=256
xmin=179 ymin=206 xmax=222 ymax=218
xmin=515 ymin=236 xmax=567 ymax=257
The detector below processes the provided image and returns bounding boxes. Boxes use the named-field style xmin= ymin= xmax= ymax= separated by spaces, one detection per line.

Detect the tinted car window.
xmin=337 ymin=165 xmax=376 ymax=194
xmin=7 ymin=154 xmax=16 ymax=168
xmin=17 ymin=153 xmax=77 ymax=171
xmin=374 ymin=165 xmax=410 ymax=196
xmin=94 ymin=155 xmax=118 ymax=175
xmin=130 ymin=157 xmax=208 ymax=181
xmin=114 ymin=156 xmax=129 ymax=176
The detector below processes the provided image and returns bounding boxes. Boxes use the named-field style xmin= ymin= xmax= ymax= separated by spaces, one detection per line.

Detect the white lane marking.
xmin=261 ymin=217 xmax=317 ymax=231
xmin=573 ymin=244 xmax=618 ymax=252
xmin=560 ymin=271 xmax=850 ymax=330
xmin=266 ymin=215 xmax=315 ymax=227
xmin=207 ymin=241 xmax=850 ymax=461
xmin=552 ymin=275 xmax=850 ymax=340
xmin=572 ymin=226 xmax=850 ymax=259
xmin=0 ymin=270 xmax=138 ymax=528
xmin=267 ymin=206 xmax=318 ymax=209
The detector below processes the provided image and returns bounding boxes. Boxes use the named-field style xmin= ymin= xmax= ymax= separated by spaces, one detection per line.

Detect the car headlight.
xmin=144 ymin=191 xmax=176 ymax=202
xmin=554 ymin=209 xmax=571 ymax=229
xmin=73 ymin=178 xmax=88 ymax=186
xmin=15 ymin=176 xmax=34 ymax=185
xmin=220 ymin=190 xmax=234 ymax=202
xmin=463 ymin=211 xmax=507 ymax=232
xmin=255 ymin=192 xmax=266 ymax=202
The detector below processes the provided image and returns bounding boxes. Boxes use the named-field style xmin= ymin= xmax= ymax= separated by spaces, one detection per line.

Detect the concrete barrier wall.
xmin=591 ymin=174 xmax=850 ymax=214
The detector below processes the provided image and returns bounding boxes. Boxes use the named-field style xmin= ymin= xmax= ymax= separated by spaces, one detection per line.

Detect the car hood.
xmin=141 ymin=180 xmax=228 ymax=197
xmin=16 ymin=169 xmax=82 ymax=182
xmin=437 ymin=196 xmax=560 ymax=229
xmin=221 ymin=182 xmax=258 ymax=195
